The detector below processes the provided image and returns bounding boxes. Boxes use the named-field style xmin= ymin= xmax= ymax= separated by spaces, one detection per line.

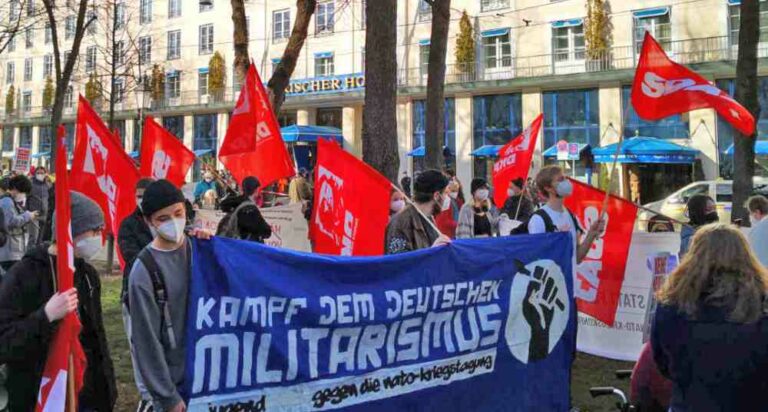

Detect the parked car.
xmin=638 ymin=178 xmax=768 ymax=232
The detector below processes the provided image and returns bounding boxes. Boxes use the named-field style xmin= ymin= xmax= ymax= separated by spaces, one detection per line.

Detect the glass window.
xmin=198 ymin=71 xmax=208 ymax=96
xmin=64 ymin=85 xmax=73 ymax=108
xmin=716 ymin=78 xmax=768 ymax=177
xmin=473 ymin=94 xmax=523 ymax=148
xmin=278 ymin=111 xmax=297 ymax=127
xmin=317 ymin=107 xmax=343 ymax=128
xmin=634 ymin=11 xmax=671 ymax=54
xmin=140 ymin=0 xmax=152 ymax=24
xmin=25 ymin=26 xmax=32 ymax=48
xmin=273 ymin=9 xmax=291 ymax=41
xmin=716 ymin=183 xmax=733 ymax=203
xmin=116 ymin=2 xmax=125 ymax=28
xmin=139 ymin=36 xmax=151 ymax=64
xmin=39 ymin=126 xmax=51 ymax=154
xmin=2 ymin=127 xmax=13 ymax=152
xmin=162 ymin=116 xmax=184 ymax=139
xmin=315 ymin=55 xmax=334 ymax=77
xmin=8 ymin=36 xmax=15 ymax=52
xmin=113 ymin=119 xmax=126 ymax=147
xmin=622 ymin=85 xmax=688 ymax=139
xmin=24 ymin=58 xmax=32 ymax=81
xmin=481 ymin=0 xmax=509 ymax=12
xmin=19 ymin=126 xmax=31 ymax=147
xmin=26 ymin=0 xmax=34 ymax=16
xmin=419 ymin=44 xmax=430 ymax=75
xmin=85 ymin=46 xmax=96 ymax=73
xmin=87 ymin=10 xmax=96 ymax=34
xmin=168 ymin=0 xmax=181 ymax=18
xmin=167 ymin=30 xmax=181 ymax=59
xmin=417 ymin=0 xmax=431 ymax=22
xmin=316 ymin=1 xmax=335 ymax=33
xmin=43 ymin=55 xmax=52 ymax=78
xmin=45 ymin=22 xmax=51 ymax=43
xmin=9 ymin=0 xmax=18 ymax=21
xmin=553 ymin=24 xmax=585 ymax=62
xmin=115 ymin=40 xmax=124 ymax=65
xmin=194 ymin=113 xmax=218 ymax=179
xmin=166 ymin=72 xmax=180 ymax=99
xmin=113 ymin=78 xmax=124 ymax=102
xmin=65 ymin=15 xmax=75 ymax=39
xmin=21 ymin=92 xmax=31 ymax=113
xmin=412 ymin=98 xmax=457 ymax=170
xmin=483 ymin=32 xmax=512 ymax=69
xmin=199 ymin=24 xmax=214 ymax=55
xmin=6 ymin=62 xmax=14 ymax=84
xmin=729 ymin=1 xmax=768 ymax=46
xmin=542 ymin=88 xmax=600 ymax=148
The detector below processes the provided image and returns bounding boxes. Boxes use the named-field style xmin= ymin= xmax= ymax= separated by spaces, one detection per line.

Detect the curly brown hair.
xmin=657 ymin=223 xmax=768 ymax=323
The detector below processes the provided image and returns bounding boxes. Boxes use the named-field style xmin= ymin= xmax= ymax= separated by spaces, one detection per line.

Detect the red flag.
xmin=564 ymin=179 xmax=638 ymax=326
xmin=310 ymin=139 xmax=391 ymax=256
xmin=632 ymin=32 xmax=755 ymax=136
xmin=139 ymin=116 xmax=195 ymax=188
xmin=219 ymin=64 xmax=294 ymax=187
xmin=36 ymin=126 xmax=87 ymax=412
xmin=491 ymin=114 xmax=542 ymax=207
xmin=70 ymin=96 xmax=140 ymax=265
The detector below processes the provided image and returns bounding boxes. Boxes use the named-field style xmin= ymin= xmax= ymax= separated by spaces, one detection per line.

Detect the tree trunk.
xmin=424 ymin=0 xmax=451 ymax=170
xmin=231 ymin=0 xmax=250 ymax=87
xmin=732 ymin=0 xmax=760 ymax=224
xmin=362 ymin=0 xmax=399 ymax=182
xmin=267 ymin=0 xmax=317 ymax=115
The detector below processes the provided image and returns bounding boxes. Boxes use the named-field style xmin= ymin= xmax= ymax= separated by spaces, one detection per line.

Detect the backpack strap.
xmin=533 ymin=208 xmax=558 ymax=233
xmin=137 ymin=247 xmax=177 ymax=350
xmin=567 ymin=209 xmax=584 ymax=234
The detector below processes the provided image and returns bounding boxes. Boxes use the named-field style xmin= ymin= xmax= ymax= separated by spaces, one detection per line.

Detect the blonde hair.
xmin=535 ymin=165 xmax=563 ymax=197
xmin=657 ymin=223 xmax=768 ymax=323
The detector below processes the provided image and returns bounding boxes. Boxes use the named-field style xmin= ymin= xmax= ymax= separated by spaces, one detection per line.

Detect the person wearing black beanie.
xmin=218 ymin=176 xmax=272 ymax=243
xmin=385 ymin=169 xmax=452 ymax=254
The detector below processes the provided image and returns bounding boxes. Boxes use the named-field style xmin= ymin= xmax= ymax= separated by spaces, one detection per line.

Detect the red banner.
xmin=632 ymin=32 xmax=755 ymax=136
xmin=70 ymin=96 xmax=140 ymax=264
xmin=140 ymin=116 xmax=195 ymax=188
xmin=36 ymin=126 xmax=86 ymax=412
xmin=564 ymin=179 xmax=638 ymax=326
xmin=310 ymin=139 xmax=391 ymax=256
xmin=219 ymin=64 xmax=294 ymax=187
xmin=492 ymin=114 xmax=542 ymax=207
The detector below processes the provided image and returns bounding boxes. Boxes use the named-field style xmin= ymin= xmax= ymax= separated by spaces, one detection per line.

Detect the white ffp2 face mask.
xmin=441 ymin=195 xmax=451 ymax=211
xmin=75 ymin=236 xmax=103 ymax=260
xmin=476 ymin=189 xmax=490 ymax=201
xmin=156 ymin=218 xmax=186 ymax=243
xmin=391 ymin=199 xmax=405 ymax=213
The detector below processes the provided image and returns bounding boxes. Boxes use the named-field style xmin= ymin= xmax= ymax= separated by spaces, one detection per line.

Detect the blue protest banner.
xmin=185 ymin=233 xmax=576 ymax=411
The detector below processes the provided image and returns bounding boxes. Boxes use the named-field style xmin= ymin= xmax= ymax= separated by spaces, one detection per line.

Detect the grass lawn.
xmin=101 ymin=277 xmax=632 ymax=412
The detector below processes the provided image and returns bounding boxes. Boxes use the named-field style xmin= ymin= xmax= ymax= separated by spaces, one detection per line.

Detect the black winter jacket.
xmin=0 ymin=244 xmax=117 ymax=411
xmin=117 ymin=208 xmax=153 ymax=296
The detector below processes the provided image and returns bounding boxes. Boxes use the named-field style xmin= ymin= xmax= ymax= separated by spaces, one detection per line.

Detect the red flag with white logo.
xmin=70 ymin=96 xmax=140 ymax=267
xmin=564 ymin=178 xmax=638 ymax=326
xmin=219 ymin=64 xmax=294 ymax=187
xmin=491 ymin=114 xmax=542 ymax=207
xmin=36 ymin=126 xmax=87 ymax=412
xmin=310 ymin=139 xmax=391 ymax=256
xmin=140 ymin=116 xmax=195 ymax=188
xmin=632 ymin=32 xmax=755 ymax=136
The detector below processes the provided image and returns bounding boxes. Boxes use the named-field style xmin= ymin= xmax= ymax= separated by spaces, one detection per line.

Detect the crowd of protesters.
xmin=0 ymin=161 xmax=767 ymax=411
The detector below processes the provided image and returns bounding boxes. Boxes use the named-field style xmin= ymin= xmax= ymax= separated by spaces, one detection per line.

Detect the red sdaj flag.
xmin=219 ymin=64 xmax=294 ymax=187
xmin=70 ymin=96 xmax=140 ymax=267
xmin=632 ymin=32 xmax=755 ymax=136
xmin=36 ymin=126 xmax=87 ymax=412
xmin=140 ymin=116 xmax=195 ymax=188
xmin=491 ymin=114 xmax=543 ymax=208
xmin=564 ymin=179 xmax=638 ymax=326
xmin=310 ymin=139 xmax=391 ymax=256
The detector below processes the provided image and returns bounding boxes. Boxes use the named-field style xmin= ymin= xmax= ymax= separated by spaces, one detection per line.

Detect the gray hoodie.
xmin=0 ymin=196 xmax=32 ymax=262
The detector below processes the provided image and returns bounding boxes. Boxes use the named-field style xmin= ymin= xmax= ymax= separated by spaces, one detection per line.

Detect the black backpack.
xmin=510 ymin=208 xmax=583 ymax=235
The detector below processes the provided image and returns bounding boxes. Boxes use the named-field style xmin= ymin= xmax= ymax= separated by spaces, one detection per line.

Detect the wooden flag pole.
xmin=67 ymin=354 xmax=76 ymax=412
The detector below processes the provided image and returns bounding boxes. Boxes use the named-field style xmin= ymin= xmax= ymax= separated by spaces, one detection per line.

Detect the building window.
xmin=412 ymin=99 xmax=456 ymax=171
xmin=25 ymin=26 xmax=32 ymax=48
xmin=87 ymin=10 xmax=96 ymax=34
xmin=361 ymin=0 xmax=366 ymax=29
xmin=168 ymin=0 xmax=181 ymax=18
xmin=139 ymin=36 xmax=152 ymax=64
xmin=20 ymin=126 xmax=32 ymax=148
xmin=553 ymin=22 xmax=585 ymax=62
xmin=193 ymin=113 xmax=218 ymax=179
xmin=621 ymin=85 xmax=688 ymax=140
xmin=199 ymin=0 xmax=213 ymax=12
xmin=6 ymin=62 xmax=14 ymax=84
xmin=634 ymin=8 xmax=671 ymax=54
xmin=7 ymin=36 xmax=15 ymax=52
xmin=472 ymin=94 xmax=523 ymax=180
xmin=43 ymin=54 xmax=52 ymax=78
xmin=482 ymin=30 xmax=512 ymax=69
xmin=115 ymin=40 xmax=124 ymax=65
xmin=419 ymin=43 xmax=430 ymax=76
xmin=166 ymin=72 xmax=180 ymax=99
xmin=317 ymin=107 xmax=343 ymax=128
xmin=65 ymin=15 xmax=75 ymax=39
xmin=198 ymin=70 xmax=208 ymax=96
xmin=167 ymin=30 xmax=181 ymax=59
xmin=21 ymin=92 xmax=31 ymax=113
xmin=116 ymin=2 xmax=125 ymax=28
xmin=316 ymin=1 xmax=335 ymax=34
xmin=140 ymin=0 xmax=152 ymax=24
xmin=417 ymin=0 xmax=431 ymax=22
xmin=273 ymin=9 xmax=291 ymax=41
xmin=9 ymin=0 xmax=19 ymax=21
xmin=716 ymin=78 xmax=768 ymax=177
xmin=199 ymin=24 xmax=214 ymax=55
xmin=113 ymin=78 xmax=124 ymax=102
xmin=39 ymin=126 xmax=51 ymax=154
xmin=26 ymin=0 xmax=34 ymax=16
xmin=85 ymin=46 xmax=97 ymax=73
xmin=278 ymin=111 xmax=297 ymax=127
xmin=162 ymin=116 xmax=184 ymax=139
xmin=481 ymin=0 xmax=509 ymax=12
xmin=729 ymin=0 xmax=768 ymax=46
xmin=542 ymin=88 xmax=600 ymax=149
xmin=2 ymin=127 xmax=13 ymax=152
xmin=44 ymin=22 xmax=51 ymax=43
xmin=314 ymin=53 xmax=334 ymax=77
xmin=64 ymin=85 xmax=73 ymax=108
xmin=24 ymin=58 xmax=32 ymax=81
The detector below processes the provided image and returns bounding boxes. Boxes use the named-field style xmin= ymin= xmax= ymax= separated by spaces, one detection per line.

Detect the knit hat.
xmin=470 ymin=178 xmax=489 ymax=195
xmin=242 ymin=176 xmax=261 ymax=197
xmin=510 ymin=177 xmax=525 ymax=191
xmin=141 ymin=179 xmax=186 ymax=218
xmin=414 ymin=170 xmax=449 ymax=196
xmin=70 ymin=191 xmax=105 ymax=238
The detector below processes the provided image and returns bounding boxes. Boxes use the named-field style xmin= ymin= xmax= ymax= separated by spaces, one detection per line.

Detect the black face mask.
xmin=704 ymin=211 xmax=719 ymax=223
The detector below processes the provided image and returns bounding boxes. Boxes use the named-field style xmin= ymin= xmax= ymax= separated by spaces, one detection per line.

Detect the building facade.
xmin=0 ymin=0 xmax=766 ymax=202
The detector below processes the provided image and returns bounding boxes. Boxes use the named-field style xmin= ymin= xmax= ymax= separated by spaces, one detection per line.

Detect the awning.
xmin=470 ymin=145 xmax=502 ymax=157
xmin=543 ymin=143 xmax=591 ymax=159
xmin=552 ymin=18 xmax=583 ymax=28
xmin=281 ymin=125 xmax=344 ymax=144
xmin=406 ymin=146 xmax=454 ymax=157
xmin=194 ymin=149 xmax=213 ymax=157
xmin=314 ymin=51 xmax=334 ymax=59
xmin=724 ymin=141 xmax=768 ymax=155
xmin=727 ymin=0 xmax=740 ymax=5
xmin=198 ymin=67 xmax=209 ymax=74
xmin=592 ymin=136 xmax=699 ymax=164
xmin=31 ymin=151 xmax=50 ymax=159
xmin=481 ymin=28 xmax=510 ymax=38
xmin=418 ymin=39 xmax=430 ymax=46
xmin=271 ymin=58 xmax=281 ymax=64
xmin=633 ymin=7 xmax=670 ymax=18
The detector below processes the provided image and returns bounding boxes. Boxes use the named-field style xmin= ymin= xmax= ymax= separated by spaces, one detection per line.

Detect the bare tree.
xmin=231 ymin=0 xmax=250 ymax=87
xmin=732 ymin=0 xmax=761 ymax=224
xmin=0 ymin=0 xmax=46 ymax=55
xmin=362 ymin=0 xmax=399 ymax=182
xmin=423 ymin=0 xmax=451 ymax=170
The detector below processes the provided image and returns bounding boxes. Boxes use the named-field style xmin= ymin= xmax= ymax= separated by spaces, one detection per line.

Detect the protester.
xmin=386 ymin=169 xmax=452 ymax=254
xmin=119 ymin=178 xmax=155 ymax=279
xmin=0 ymin=192 xmax=117 ymax=411
xmin=747 ymin=195 xmax=768 ymax=267
xmin=501 ymin=177 xmax=535 ymax=222
xmin=389 ymin=189 xmax=406 ymax=221
xmin=653 ymin=223 xmax=768 ymax=411
xmin=457 ymin=178 xmax=499 ymax=239
xmin=679 ymin=194 xmax=718 ymax=257
xmin=193 ymin=170 xmax=219 ymax=205
xmin=128 ymin=180 xmax=211 ymax=412
xmin=528 ymin=166 xmax=604 ymax=263
xmin=400 ymin=171 xmax=412 ymax=199
xmin=0 ymin=175 xmax=38 ymax=270
xmin=289 ymin=168 xmax=312 ymax=204
xmin=435 ymin=181 xmax=461 ymax=238
xmin=220 ymin=176 xmax=272 ymax=243
xmin=26 ymin=166 xmax=51 ymax=246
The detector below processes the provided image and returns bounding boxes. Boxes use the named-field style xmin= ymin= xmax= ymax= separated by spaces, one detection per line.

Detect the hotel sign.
xmin=284 ymin=73 xmax=365 ymax=96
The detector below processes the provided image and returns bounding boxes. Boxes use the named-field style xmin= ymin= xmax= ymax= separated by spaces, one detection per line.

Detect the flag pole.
xmin=391 ymin=183 xmax=443 ymax=235
xmin=512 ymin=181 xmax=530 ymax=222
xmin=67 ymin=354 xmax=76 ymax=412
xmin=600 ymin=106 xmax=632 ymax=220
